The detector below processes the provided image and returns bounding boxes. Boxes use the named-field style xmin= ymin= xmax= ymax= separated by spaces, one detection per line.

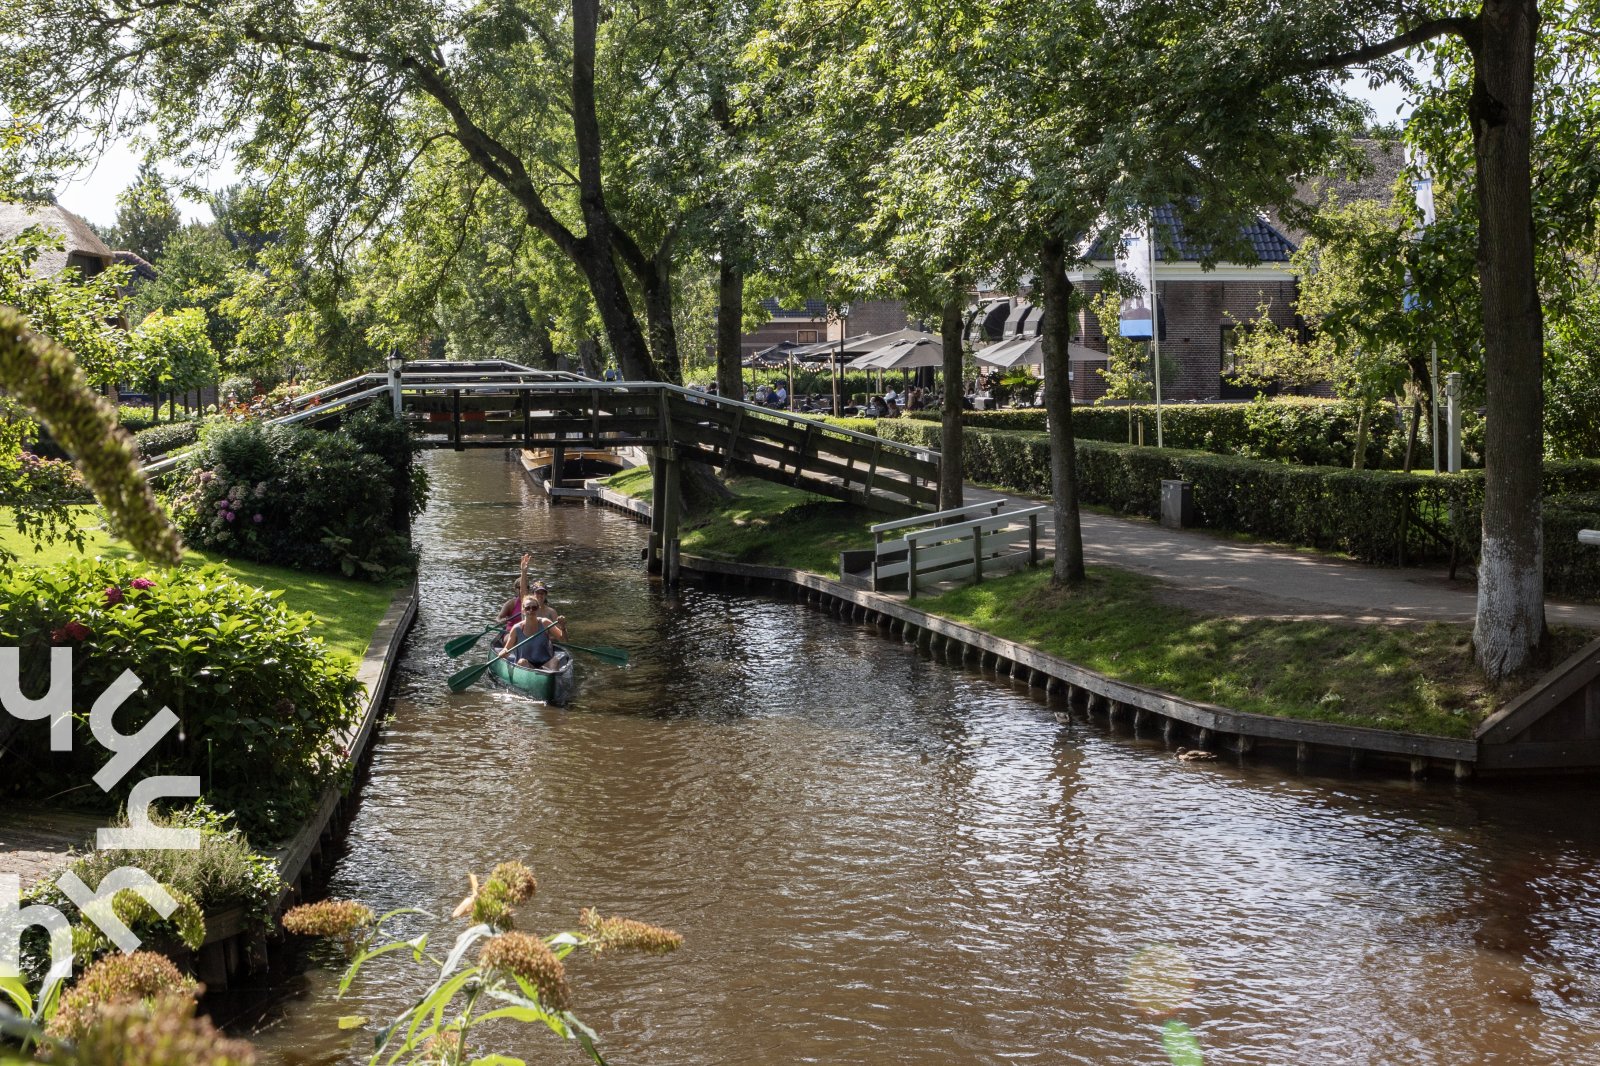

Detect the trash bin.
xmin=1160 ymin=479 xmax=1194 ymax=529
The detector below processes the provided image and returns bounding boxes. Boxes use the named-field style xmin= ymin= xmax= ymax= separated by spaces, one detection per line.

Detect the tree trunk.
xmin=1404 ymin=397 xmax=1421 ymax=473
xmin=576 ymin=336 xmax=602 ymax=379
xmin=1351 ymin=399 xmax=1370 ymax=470
xmin=638 ymin=239 xmax=682 ymax=383
xmin=1040 ymin=236 xmax=1086 ymax=586
xmin=1470 ymin=0 xmax=1546 ymax=679
xmin=530 ymin=311 xmax=557 ymax=372
xmin=716 ymin=253 xmax=745 ymax=402
xmin=938 ymin=287 xmax=965 ymax=511
xmin=569 ymin=0 xmax=656 ymax=382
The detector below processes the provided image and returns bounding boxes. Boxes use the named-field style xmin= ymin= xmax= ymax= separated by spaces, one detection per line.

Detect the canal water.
xmin=241 ymin=451 xmax=1600 ymax=1065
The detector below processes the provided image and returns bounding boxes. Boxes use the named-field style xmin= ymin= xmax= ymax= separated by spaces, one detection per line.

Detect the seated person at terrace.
xmin=500 ymin=581 xmax=566 ymax=668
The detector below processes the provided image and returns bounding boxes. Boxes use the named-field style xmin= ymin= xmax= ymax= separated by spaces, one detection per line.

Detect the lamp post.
xmin=834 ymin=302 xmax=851 ymax=415
xmin=386 ymin=350 xmax=405 ymax=417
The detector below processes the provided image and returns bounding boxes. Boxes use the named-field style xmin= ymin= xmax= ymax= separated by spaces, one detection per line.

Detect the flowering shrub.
xmin=166 ymin=411 xmax=419 ymax=578
xmin=0 ymin=560 xmax=364 ymax=839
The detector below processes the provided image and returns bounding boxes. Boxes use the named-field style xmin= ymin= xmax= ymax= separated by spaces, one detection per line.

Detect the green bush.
xmin=167 ymin=414 xmax=419 ymax=578
xmin=880 ymin=419 xmax=1600 ymax=591
xmin=341 ymin=405 xmax=430 ymax=529
xmin=796 ymin=413 xmax=880 ymax=435
xmin=133 ymin=421 xmax=199 ymax=459
xmin=909 ymin=397 xmax=1456 ymax=469
xmin=0 ymin=560 xmax=364 ymax=839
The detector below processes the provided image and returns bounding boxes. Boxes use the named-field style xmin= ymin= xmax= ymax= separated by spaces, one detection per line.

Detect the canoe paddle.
xmin=444 ymin=620 xmax=508 ymax=658
xmin=554 ymin=641 xmax=630 ymax=667
xmin=446 ymin=618 xmax=556 ymax=693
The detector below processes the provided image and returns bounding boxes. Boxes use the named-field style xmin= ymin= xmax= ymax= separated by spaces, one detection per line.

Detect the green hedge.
xmin=906 ymin=397 xmax=1474 ymax=470
xmin=878 ymin=419 xmax=1600 ymax=595
xmin=133 ymin=421 xmax=199 ymax=459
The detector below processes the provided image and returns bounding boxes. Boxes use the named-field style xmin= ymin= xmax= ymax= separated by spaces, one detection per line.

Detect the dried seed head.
xmin=477 ymin=932 xmax=571 ymax=1012
xmin=487 ymin=861 xmax=537 ymax=903
xmin=579 ymin=908 xmax=684 ymax=956
xmin=49 ymin=951 xmax=199 ymax=1040
xmin=281 ymin=899 xmax=374 ymax=939
xmin=56 ymin=995 xmax=256 ymax=1066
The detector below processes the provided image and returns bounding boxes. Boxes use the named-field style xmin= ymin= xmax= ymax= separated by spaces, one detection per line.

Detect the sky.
xmin=52 ymin=80 xmax=1417 ymax=229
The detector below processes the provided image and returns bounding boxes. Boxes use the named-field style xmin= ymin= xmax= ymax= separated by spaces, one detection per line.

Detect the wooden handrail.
xmin=901 ymin=505 xmax=1048 ymax=545
xmin=871 ymin=500 xmax=1002 ymax=535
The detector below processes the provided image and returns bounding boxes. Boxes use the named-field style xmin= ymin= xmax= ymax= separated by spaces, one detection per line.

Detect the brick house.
xmin=742 ymin=297 xmax=912 ymax=357
xmin=973 ymin=208 xmax=1301 ymax=403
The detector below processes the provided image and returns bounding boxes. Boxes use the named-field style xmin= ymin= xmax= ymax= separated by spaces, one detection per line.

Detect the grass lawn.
xmin=601 ymin=464 xmax=653 ymax=502
xmin=914 ymin=566 xmax=1586 ymax=739
xmin=653 ymin=477 xmax=880 ymax=576
xmin=2 ymin=509 xmax=400 ymax=663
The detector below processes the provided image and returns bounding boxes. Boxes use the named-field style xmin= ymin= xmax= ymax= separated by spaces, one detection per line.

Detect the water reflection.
xmin=235 ymin=451 xmax=1600 ymax=1065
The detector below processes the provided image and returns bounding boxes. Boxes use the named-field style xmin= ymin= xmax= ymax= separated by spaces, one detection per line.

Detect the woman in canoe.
xmin=497 ymin=553 xmax=532 ymax=631
xmin=500 ymin=581 xmax=566 ymax=668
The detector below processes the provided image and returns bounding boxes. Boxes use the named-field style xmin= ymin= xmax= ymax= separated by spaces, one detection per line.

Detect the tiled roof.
xmin=759 ymin=297 xmax=828 ymax=319
xmin=1088 ymin=206 xmax=1296 ymax=264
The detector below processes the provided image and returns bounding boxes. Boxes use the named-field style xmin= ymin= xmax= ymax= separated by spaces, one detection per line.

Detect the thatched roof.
xmin=0 ymin=201 xmax=115 ymax=276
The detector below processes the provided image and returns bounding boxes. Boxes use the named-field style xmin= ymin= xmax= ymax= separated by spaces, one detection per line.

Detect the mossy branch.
xmin=0 ymin=305 xmax=182 ymax=565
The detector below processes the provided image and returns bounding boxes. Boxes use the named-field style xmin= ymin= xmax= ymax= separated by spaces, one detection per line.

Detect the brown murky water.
xmin=235 ymin=451 xmax=1600 ymax=1065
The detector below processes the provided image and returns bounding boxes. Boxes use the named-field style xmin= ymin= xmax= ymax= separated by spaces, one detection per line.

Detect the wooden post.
xmin=871 ymin=528 xmax=884 ymax=592
xmin=551 ymin=445 xmax=566 ymax=490
xmin=451 ymin=388 xmax=462 ymax=450
xmin=660 ymin=448 xmax=682 ymax=586
xmin=972 ymin=524 xmax=984 ymax=583
xmin=521 ymin=390 xmax=531 ymax=446
xmin=1028 ymin=512 xmax=1039 ymax=567
xmin=907 ymin=538 xmax=919 ymax=598
xmin=647 ymin=450 xmax=666 ymax=574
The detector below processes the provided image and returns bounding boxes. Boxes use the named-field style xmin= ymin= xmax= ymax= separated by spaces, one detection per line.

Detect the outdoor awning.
xmin=847 ymin=337 xmax=945 ymax=370
xmin=975 ymin=335 xmax=1105 ymax=368
xmin=743 ymin=341 xmax=803 ymax=368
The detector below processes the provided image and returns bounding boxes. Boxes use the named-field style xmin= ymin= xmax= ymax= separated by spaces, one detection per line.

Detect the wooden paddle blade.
xmin=444 ymin=626 xmax=495 ymax=658
xmin=556 ymin=642 xmax=629 ymax=666
xmin=446 ymin=659 xmax=495 ymax=693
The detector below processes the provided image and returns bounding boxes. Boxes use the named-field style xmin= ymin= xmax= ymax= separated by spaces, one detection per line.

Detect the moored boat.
xmin=489 ymin=648 xmax=575 ymax=705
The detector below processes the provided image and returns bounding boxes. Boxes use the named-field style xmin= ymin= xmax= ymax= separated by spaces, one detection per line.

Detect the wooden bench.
xmin=871 ymin=501 xmax=1005 ymax=590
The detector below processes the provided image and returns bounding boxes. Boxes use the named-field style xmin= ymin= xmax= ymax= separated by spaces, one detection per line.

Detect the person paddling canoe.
xmin=499 ymin=581 xmax=566 ymax=669
xmin=497 ymin=553 xmax=532 ymax=630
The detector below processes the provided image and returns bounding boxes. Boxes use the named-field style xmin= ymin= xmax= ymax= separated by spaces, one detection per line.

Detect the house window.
xmin=797 ymin=329 xmax=819 ymax=343
xmin=1220 ymin=324 xmax=1238 ymax=376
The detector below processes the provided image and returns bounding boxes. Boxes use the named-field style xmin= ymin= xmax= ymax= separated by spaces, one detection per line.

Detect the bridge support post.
xmin=648 ymin=448 xmax=682 ymax=584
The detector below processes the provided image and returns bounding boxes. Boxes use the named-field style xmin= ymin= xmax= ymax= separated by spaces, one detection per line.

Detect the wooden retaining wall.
xmin=191 ymin=582 xmax=418 ymax=989
xmin=678 ymin=557 xmax=1480 ymax=780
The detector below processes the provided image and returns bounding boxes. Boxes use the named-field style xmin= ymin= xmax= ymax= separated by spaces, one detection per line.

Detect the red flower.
xmin=130 ymin=577 xmax=155 ymax=591
xmin=52 ymin=621 xmax=91 ymax=643
xmin=104 ymin=586 xmax=124 ymax=606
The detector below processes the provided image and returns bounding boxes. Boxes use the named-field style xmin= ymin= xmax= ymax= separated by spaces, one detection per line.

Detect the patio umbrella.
xmin=975 ymin=335 xmax=1105 ymax=368
xmin=853 ymin=337 xmax=945 ymax=370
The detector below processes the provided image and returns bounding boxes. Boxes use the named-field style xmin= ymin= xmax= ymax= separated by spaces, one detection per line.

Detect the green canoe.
xmin=489 ymin=648 xmax=575 ymax=705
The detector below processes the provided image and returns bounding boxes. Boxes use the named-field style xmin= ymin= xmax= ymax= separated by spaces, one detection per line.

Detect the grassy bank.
xmin=603 ymin=477 xmax=1584 ymax=738
xmin=916 ymin=567 xmax=1526 ymax=738
xmin=1 ymin=508 xmax=399 ymax=662
xmin=601 ymin=471 xmax=878 ymax=575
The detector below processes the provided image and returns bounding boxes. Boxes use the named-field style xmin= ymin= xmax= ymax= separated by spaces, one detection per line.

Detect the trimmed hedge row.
xmin=907 ymin=397 xmax=1469 ymax=471
xmin=134 ymin=421 xmax=199 ymax=459
xmin=877 ymin=419 xmax=1600 ymax=596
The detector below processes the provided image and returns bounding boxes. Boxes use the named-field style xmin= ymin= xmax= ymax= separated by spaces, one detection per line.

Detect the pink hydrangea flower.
xmin=225 ymin=511 xmax=236 ymax=522
xmin=104 ymin=586 xmax=123 ymax=606
xmin=252 ymin=513 xmax=264 ymax=524
xmin=130 ymin=578 xmax=155 ymax=591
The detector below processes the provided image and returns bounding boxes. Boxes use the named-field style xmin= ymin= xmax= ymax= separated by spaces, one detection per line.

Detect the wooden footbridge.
xmin=143 ymin=359 xmax=940 ymax=581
